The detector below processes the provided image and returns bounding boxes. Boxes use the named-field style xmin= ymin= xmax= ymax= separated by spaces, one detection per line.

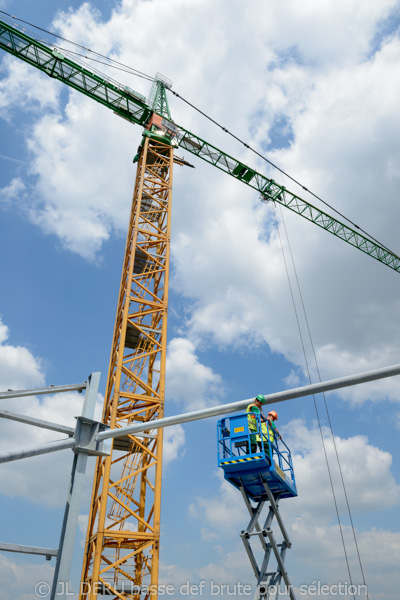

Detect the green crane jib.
xmin=1 ymin=18 xmax=399 ymax=274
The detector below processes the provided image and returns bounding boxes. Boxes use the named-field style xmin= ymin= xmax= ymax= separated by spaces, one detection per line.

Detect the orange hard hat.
xmin=268 ymin=410 xmax=278 ymax=420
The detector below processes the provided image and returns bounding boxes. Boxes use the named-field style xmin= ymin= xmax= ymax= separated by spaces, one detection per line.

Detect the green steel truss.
xmin=147 ymin=73 xmax=172 ymax=119
xmin=0 ymin=20 xmax=151 ymax=127
xmin=1 ymin=18 xmax=399 ymax=274
xmin=174 ymin=128 xmax=400 ymax=272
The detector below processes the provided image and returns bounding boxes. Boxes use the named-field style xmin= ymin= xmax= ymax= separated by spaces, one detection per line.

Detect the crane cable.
xmin=2 ymin=8 xmax=400 ymax=265
xmin=272 ymin=205 xmax=356 ymax=598
xmin=170 ymin=89 xmax=400 ymax=262
xmin=0 ymin=8 xmax=373 ymax=593
xmin=273 ymin=202 xmax=370 ymax=599
xmin=0 ymin=10 xmax=155 ymax=83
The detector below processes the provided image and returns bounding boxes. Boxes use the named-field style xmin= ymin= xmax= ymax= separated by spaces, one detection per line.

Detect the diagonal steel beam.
xmin=0 ymin=382 xmax=87 ymax=400
xmin=0 ymin=409 xmax=75 ymax=436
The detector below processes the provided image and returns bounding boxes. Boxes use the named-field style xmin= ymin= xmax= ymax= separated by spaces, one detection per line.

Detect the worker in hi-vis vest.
xmin=247 ymin=395 xmax=281 ymax=454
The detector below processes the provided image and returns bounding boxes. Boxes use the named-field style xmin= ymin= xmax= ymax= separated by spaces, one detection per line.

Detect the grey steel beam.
xmin=96 ymin=362 xmax=400 ymax=441
xmin=0 ymin=543 xmax=58 ymax=557
xmin=0 ymin=409 xmax=75 ymax=436
xmin=0 ymin=382 xmax=87 ymax=400
xmin=51 ymin=372 xmax=101 ymax=600
xmin=0 ymin=438 xmax=76 ymax=463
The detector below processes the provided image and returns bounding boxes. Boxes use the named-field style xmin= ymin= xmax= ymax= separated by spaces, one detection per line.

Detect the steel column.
xmin=51 ymin=372 xmax=101 ymax=600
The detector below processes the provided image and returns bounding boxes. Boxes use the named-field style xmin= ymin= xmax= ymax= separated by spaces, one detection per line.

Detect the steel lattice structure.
xmin=80 ymin=137 xmax=173 ymax=599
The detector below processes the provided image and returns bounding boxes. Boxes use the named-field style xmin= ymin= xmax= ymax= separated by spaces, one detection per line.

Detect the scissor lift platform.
xmin=217 ymin=411 xmax=298 ymax=600
xmin=218 ymin=412 xmax=297 ymax=501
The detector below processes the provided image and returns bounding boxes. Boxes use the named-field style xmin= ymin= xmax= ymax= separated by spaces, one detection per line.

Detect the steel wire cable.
xmin=277 ymin=203 xmax=371 ymax=599
xmin=272 ymin=203 xmax=356 ymax=599
xmin=0 ymin=10 xmax=155 ymax=83
xmin=3 ymin=9 xmax=400 ymax=267
xmin=171 ymin=89 xmax=400 ymax=261
xmin=0 ymin=10 xmax=373 ymax=594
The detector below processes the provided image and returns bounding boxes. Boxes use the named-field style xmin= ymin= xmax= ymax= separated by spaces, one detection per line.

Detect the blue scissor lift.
xmin=218 ymin=412 xmax=297 ymax=600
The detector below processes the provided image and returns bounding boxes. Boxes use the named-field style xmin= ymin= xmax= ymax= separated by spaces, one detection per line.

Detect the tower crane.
xmin=0 ymin=16 xmax=399 ymax=600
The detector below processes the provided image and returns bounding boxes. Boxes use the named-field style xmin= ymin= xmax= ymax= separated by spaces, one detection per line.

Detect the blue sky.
xmin=0 ymin=1 xmax=400 ymax=599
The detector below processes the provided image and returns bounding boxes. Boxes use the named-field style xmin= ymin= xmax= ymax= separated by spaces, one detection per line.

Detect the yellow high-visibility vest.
xmin=247 ymin=404 xmax=274 ymax=444
xmin=261 ymin=420 xmax=275 ymax=443
xmin=246 ymin=403 xmax=259 ymax=433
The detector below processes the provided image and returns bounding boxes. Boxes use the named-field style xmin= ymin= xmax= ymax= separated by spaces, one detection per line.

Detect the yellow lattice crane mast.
xmin=80 ymin=136 xmax=174 ymax=597
xmin=80 ymin=77 xmax=177 ymax=598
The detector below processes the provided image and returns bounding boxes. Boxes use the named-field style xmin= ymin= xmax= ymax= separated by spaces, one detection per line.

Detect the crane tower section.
xmin=80 ymin=134 xmax=174 ymax=599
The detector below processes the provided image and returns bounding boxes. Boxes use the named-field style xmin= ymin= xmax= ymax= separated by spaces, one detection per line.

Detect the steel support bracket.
xmin=73 ymin=417 xmax=111 ymax=456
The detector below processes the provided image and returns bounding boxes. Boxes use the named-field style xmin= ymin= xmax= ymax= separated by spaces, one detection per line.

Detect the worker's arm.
xmin=269 ymin=419 xmax=282 ymax=440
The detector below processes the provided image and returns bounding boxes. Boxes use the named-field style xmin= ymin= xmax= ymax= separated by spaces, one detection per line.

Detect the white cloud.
xmin=0 ymin=319 xmax=44 ymax=390
xmin=166 ymin=338 xmax=225 ymax=411
xmin=0 ymin=390 xmax=95 ymax=507
xmin=283 ymin=420 xmax=400 ymax=521
xmin=0 ymin=177 xmax=26 ymax=206
xmin=25 ymin=102 xmax=133 ymax=260
xmin=188 ymin=470 xmax=246 ymax=536
xmin=0 ymin=552 xmax=54 ymax=600
xmin=189 ymin=421 xmax=400 ymax=531
xmin=288 ymin=523 xmax=400 ymax=600
xmin=284 ymin=370 xmax=301 ymax=388
xmin=188 ymin=420 xmax=400 ymax=596
xmin=0 ymin=317 xmax=102 ymax=507
xmin=159 ymin=561 xmax=196 ymax=590
xmin=2 ymin=0 xmax=400 ymax=408
xmin=163 ymin=424 xmax=185 ymax=465
xmin=0 ymin=57 xmax=59 ymax=121
xmin=2 ymin=1 xmax=400 ymax=596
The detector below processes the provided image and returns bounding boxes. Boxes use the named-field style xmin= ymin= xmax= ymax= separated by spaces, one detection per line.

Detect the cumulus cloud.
xmin=2 ymin=0 xmax=400 ymax=407
xmin=0 ymin=57 xmax=59 ymax=121
xmin=189 ymin=420 xmax=400 ymax=532
xmin=166 ymin=337 xmax=225 ymax=411
xmin=187 ymin=419 xmax=400 ymax=597
xmin=0 ymin=390 xmax=97 ymax=507
xmin=2 ymin=2 xmax=400 ymax=596
xmin=188 ymin=470 xmax=244 ymax=537
xmin=163 ymin=424 xmax=185 ymax=465
xmin=0 ymin=552 xmax=54 ymax=600
xmin=0 ymin=318 xmax=44 ymax=390
xmin=0 ymin=177 xmax=27 ymax=206
xmin=287 ymin=523 xmax=400 ymax=600
xmin=283 ymin=420 xmax=400 ymax=521
xmin=0 ymin=316 xmax=102 ymax=507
